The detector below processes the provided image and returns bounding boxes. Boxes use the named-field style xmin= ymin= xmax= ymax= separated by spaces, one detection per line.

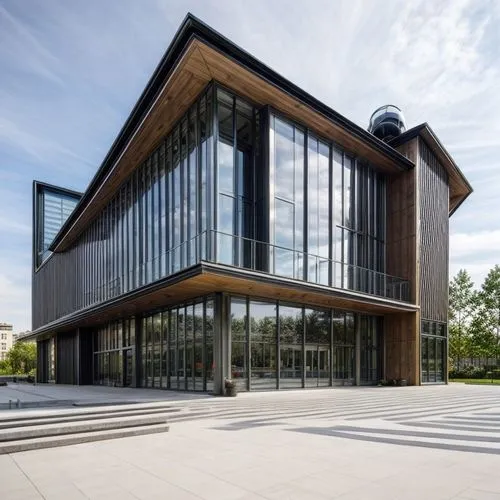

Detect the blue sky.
xmin=0 ymin=0 xmax=499 ymax=332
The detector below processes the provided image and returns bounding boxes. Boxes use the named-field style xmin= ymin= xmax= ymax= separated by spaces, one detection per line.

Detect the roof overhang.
xmin=25 ymin=262 xmax=418 ymax=340
xmin=49 ymin=13 xmax=414 ymax=253
xmin=389 ymin=123 xmax=473 ymax=216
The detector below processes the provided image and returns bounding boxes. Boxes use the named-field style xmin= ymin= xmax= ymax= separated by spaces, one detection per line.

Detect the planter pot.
xmin=225 ymin=386 xmax=237 ymax=397
xmin=397 ymin=379 xmax=408 ymax=387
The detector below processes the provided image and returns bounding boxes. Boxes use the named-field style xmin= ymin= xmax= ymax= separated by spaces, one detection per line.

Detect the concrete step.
xmin=0 ymin=406 xmax=181 ymax=430
xmin=0 ymin=414 xmax=169 ymax=442
xmin=0 ymin=422 xmax=170 ymax=455
xmin=0 ymin=402 xmax=178 ymax=422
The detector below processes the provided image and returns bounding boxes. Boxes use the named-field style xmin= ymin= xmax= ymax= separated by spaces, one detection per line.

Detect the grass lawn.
xmin=450 ymin=378 xmax=500 ymax=385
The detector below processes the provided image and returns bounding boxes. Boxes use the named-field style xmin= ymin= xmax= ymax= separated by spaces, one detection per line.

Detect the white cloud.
xmin=450 ymin=230 xmax=500 ymax=287
xmin=451 ymin=230 xmax=500 ymax=260
xmin=0 ymin=264 xmax=31 ymax=332
xmin=0 ymin=216 xmax=30 ymax=236
xmin=0 ymin=4 xmax=64 ymax=86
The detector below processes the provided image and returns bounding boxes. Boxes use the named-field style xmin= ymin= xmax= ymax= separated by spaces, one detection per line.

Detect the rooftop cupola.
xmin=368 ymin=105 xmax=406 ymax=142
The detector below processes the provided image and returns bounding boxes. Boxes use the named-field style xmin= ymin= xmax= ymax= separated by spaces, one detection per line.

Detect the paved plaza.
xmin=0 ymin=383 xmax=208 ymax=409
xmin=3 ymin=384 xmax=500 ymax=499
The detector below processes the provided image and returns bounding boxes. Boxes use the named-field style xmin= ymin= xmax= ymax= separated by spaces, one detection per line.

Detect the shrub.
xmin=449 ymin=366 xmax=487 ymax=379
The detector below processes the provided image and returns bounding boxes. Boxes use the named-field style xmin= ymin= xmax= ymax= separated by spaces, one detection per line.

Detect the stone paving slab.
xmin=2 ymin=385 xmax=500 ymax=499
xmin=0 ymin=383 xmax=210 ymax=413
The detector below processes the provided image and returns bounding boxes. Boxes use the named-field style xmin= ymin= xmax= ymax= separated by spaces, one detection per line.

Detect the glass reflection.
xmin=271 ymin=116 xmax=304 ymax=280
xmin=279 ymin=306 xmax=303 ymax=388
xmin=305 ymin=308 xmax=330 ymax=387
xmin=231 ymin=298 xmax=248 ymax=391
xmin=250 ymin=301 xmax=277 ymax=389
xmin=129 ymin=297 xmax=214 ymax=392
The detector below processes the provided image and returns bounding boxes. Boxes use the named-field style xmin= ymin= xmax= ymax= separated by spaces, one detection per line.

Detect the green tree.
xmin=469 ymin=314 xmax=496 ymax=362
xmin=449 ymin=269 xmax=476 ymax=368
xmin=6 ymin=342 xmax=37 ymax=375
xmin=479 ymin=265 xmax=500 ymax=363
xmin=0 ymin=358 xmax=13 ymax=375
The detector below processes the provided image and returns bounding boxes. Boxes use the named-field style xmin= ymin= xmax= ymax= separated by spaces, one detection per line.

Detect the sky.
xmin=0 ymin=0 xmax=499 ymax=332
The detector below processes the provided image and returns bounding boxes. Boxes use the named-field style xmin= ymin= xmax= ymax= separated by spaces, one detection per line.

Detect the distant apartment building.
xmin=0 ymin=323 xmax=13 ymax=361
xmin=13 ymin=331 xmax=31 ymax=343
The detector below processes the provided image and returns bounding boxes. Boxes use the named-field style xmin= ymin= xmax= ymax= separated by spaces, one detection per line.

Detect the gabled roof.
xmin=389 ymin=123 xmax=473 ymax=216
xmin=48 ymin=13 xmax=414 ymax=253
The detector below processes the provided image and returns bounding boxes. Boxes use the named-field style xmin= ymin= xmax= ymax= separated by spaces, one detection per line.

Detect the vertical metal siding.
xmin=419 ymin=139 xmax=449 ymax=322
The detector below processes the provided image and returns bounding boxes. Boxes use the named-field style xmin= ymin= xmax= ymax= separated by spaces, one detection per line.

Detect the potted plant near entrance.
xmin=225 ymin=378 xmax=237 ymax=397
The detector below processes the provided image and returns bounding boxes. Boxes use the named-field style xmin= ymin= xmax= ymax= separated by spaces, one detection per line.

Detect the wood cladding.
xmin=53 ymin=38 xmax=411 ymax=253
xmin=384 ymin=135 xmax=451 ymax=385
xmin=384 ymin=312 xmax=419 ymax=385
xmin=419 ymin=128 xmax=469 ymax=215
xmin=390 ymin=125 xmax=471 ymax=216
xmin=419 ymin=139 xmax=449 ymax=322
xmin=387 ymin=137 xmax=418 ymax=303
xmin=384 ymin=139 xmax=420 ymax=385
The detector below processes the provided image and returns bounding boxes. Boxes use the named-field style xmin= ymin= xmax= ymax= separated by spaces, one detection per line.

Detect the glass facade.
xmin=216 ymin=88 xmax=257 ymax=267
xmin=91 ymin=297 xmax=213 ymax=391
xmin=67 ymin=86 xmax=214 ymax=311
xmin=421 ymin=320 xmax=447 ymax=383
xmin=230 ymin=295 xmax=382 ymax=390
xmin=269 ymin=114 xmax=389 ymax=294
xmin=140 ymin=297 xmax=214 ymax=392
xmin=87 ymin=294 xmax=384 ymax=392
xmin=360 ymin=316 xmax=382 ymax=383
xmin=34 ymin=84 xmax=424 ymax=392
xmin=34 ymin=84 xmax=410 ymax=331
xmin=35 ymin=185 xmax=80 ymax=266
xmin=93 ymin=318 xmax=136 ymax=387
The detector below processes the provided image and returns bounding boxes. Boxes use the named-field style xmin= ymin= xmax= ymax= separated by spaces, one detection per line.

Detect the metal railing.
xmin=82 ymin=230 xmax=410 ymax=307
xmin=209 ymin=230 xmax=410 ymax=302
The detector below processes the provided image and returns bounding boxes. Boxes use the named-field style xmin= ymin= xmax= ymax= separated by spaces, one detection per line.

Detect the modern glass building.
xmin=30 ymin=14 xmax=472 ymax=392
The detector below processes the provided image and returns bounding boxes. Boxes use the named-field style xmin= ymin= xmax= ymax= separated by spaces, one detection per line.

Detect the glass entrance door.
xmin=305 ymin=346 xmax=330 ymax=387
xmin=332 ymin=346 xmax=355 ymax=384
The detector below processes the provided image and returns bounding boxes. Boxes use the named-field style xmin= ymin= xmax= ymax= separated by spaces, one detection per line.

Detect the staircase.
xmin=0 ymin=405 xmax=177 ymax=454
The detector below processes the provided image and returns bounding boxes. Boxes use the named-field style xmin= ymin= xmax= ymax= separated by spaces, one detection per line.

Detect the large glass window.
xmin=268 ymin=113 xmax=386 ymax=295
xmin=216 ymin=89 xmax=256 ymax=268
xmin=307 ymin=137 xmax=330 ymax=285
xmin=35 ymin=185 xmax=80 ymax=266
xmin=105 ymin=297 xmax=215 ymax=392
xmin=231 ymin=298 xmax=248 ymax=391
xmin=421 ymin=320 xmax=447 ymax=384
xmin=229 ymin=297 xmax=382 ymax=391
xmin=332 ymin=312 xmax=355 ymax=383
xmin=360 ymin=316 xmax=381 ymax=383
xmin=93 ymin=318 xmax=136 ymax=387
xmin=279 ymin=305 xmax=303 ymax=389
xmin=270 ymin=116 xmax=304 ymax=280
xmin=305 ymin=308 xmax=331 ymax=387
xmin=185 ymin=305 xmax=194 ymax=391
xmin=169 ymin=308 xmax=178 ymax=389
xmin=161 ymin=312 xmax=168 ymax=389
xmin=205 ymin=300 xmax=214 ymax=392
xmin=194 ymin=302 xmax=204 ymax=391
xmin=153 ymin=313 xmax=161 ymax=388
xmin=250 ymin=300 xmax=277 ymax=390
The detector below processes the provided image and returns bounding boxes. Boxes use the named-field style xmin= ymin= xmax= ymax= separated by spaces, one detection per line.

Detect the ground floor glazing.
xmin=37 ymin=294 xmax=448 ymax=390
